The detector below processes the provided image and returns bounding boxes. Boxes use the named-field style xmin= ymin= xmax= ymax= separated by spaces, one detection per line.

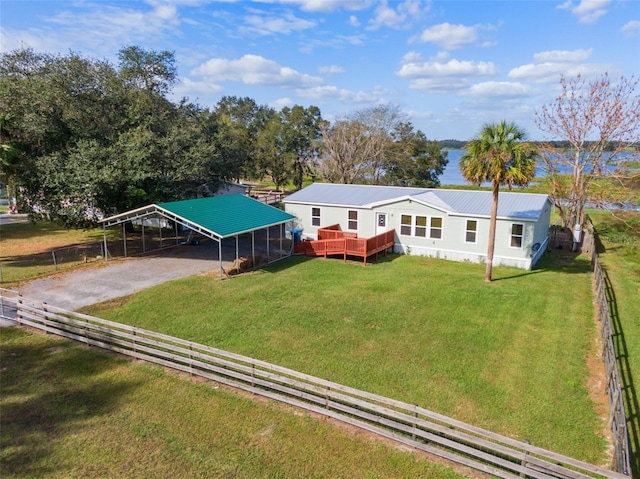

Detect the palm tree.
xmin=460 ymin=121 xmax=538 ymax=282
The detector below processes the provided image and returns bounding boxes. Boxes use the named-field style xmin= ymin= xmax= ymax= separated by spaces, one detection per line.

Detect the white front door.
xmin=376 ymin=212 xmax=387 ymax=235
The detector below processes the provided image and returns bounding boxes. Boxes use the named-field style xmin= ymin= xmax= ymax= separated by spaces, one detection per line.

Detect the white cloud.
xmin=296 ymin=85 xmax=377 ymax=103
xmin=407 ymin=77 xmax=470 ymax=93
xmin=349 ymin=15 xmax=360 ymax=27
xmin=271 ymin=0 xmax=373 ymax=13
xmin=299 ymin=33 xmax=366 ymax=53
xmin=1 ymin=2 xmax=181 ymax=55
xmin=621 ymin=20 xmax=640 ymax=37
xmin=416 ymin=23 xmax=478 ymax=50
xmin=318 ymin=65 xmax=345 ymax=74
xmin=271 ymin=97 xmax=295 ymax=109
xmin=367 ymin=0 xmax=429 ymax=30
xmin=461 ymin=81 xmax=532 ymax=99
xmin=192 ymin=54 xmax=322 ymax=87
xmin=396 ymin=52 xmax=497 ymax=91
xmin=509 ymin=62 xmax=573 ymax=82
xmin=242 ymin=11 xmax=316 ymax=35
xmin=557 ymin=0 xmax=611 ymax=24
xmin=533 ymin=49 xmax=592 ymax=62
xmin=395 ymin=52 xmax=497 ymax=92
xmin=509 ymin=48 xmax=603 ymax=83
xmin=173 ymin=77 xmax=224 ymax=97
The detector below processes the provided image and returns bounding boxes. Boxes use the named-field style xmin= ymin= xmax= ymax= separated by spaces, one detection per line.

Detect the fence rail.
xmin=0 ymin=288 xmax=628 ymax=479
xmin=583 ymin=218 xmax=631 ymax=475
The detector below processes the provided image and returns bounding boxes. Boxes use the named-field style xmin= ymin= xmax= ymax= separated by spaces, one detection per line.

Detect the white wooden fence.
xmin=0 ymin=289 xmax=628 ymax=479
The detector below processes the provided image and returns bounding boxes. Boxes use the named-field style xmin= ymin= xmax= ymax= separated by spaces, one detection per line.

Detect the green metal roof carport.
xmin=100 ymin=195 xmax=296 ymax=279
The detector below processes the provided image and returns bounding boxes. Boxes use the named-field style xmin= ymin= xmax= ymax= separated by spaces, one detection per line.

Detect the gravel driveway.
xmin=19 ymin=243 xmax=227 ymax=311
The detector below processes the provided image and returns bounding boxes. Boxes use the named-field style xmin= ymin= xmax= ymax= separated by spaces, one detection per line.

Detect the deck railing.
xmin=317 ymin=225 xmax=358 ymax=240
xmin=300 ymin=229 xmax=395 ymax=264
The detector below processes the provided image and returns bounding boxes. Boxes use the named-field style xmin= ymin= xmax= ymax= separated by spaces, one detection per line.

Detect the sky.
xmin=1 ymin=0 xmax=639 ymax=140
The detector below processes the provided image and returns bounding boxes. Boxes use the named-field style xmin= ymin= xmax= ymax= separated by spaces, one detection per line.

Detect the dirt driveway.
xmin=19 ymin=243 xmax=228 ymax=311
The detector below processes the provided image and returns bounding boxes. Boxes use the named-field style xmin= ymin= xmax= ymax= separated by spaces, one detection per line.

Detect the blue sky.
xmin=1 ymin=0 xmax=639 ymax=140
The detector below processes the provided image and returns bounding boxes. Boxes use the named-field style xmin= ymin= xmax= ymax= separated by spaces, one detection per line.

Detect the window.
xmin=465 ymin=220 xmax=477 ymax=243
xmin=511 ymin=223 xmax=524 ymax=248
xmin=312 ymin=207 xmax=321 ymax=227
xmin=415 ymin=216 xmax=427 ymax=237
xmin=348 ymin=210 xmax=358 ymax=230
xmin=400 ymin=215 xmax=412 ymax=235
xmin=429 ymin=217 xmax=442 ymax=239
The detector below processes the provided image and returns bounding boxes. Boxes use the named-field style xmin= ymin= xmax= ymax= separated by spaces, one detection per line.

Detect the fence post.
xmin=412 ymin=404 xmax=418 ymax=440
xmin=52 ymin=251 xmax=58 ymax=270
xmin=520 ymin=439 xmax=531 ymax=477
xmin=325 ymin=383 xmax=330 ymax=410
xmin=16 ymin=293 xmax=23 ymax=323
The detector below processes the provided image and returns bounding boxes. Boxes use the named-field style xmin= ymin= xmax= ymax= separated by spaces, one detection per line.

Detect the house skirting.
xmin=392 ymin=243 xmax=547 ymax=271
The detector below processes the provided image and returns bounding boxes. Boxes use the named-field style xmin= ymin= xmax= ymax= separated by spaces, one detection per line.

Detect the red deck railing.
xmin=296 ymin=228 xmax=395 ymax=265
xmin=317 ymin=224 xmax=358 ymax=240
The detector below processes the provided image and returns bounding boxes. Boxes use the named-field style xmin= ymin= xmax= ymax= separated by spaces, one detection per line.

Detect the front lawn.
xmin=83 ymin=251 xmax=608 ymax=464
xmin=1 ymin=327 xmax=466 ymax=479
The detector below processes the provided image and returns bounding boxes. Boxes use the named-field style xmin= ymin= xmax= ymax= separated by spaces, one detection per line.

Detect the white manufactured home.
xmin=283 ymin=183 xmax=553 ymax=270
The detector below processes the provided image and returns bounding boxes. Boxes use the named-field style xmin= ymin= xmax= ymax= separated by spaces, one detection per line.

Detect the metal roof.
xmin=101 ymin=194 xmax=295 ymax=239
xmin=284 ymin=183 xmax=551 ymax=221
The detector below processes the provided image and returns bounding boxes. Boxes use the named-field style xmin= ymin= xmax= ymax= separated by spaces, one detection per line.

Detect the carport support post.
xmin=142 ymin=220 xmax=146 ymax=253
xmin=174 ymin=221 xmax=179 ymax=246
xmin=102 ymin=224 xmax=108 ymax=262
xmin=251 ymin=231 xmax=255 ymax=268
xmin=122 ymin=223 xmax=127 ymax=257
xmin=235 ymin=236 xmax=239 ymax=274
xmin=218 ymin=240 xmax=223 ymax=280
xmin=266 ymin=227 xmax=270 ymax=262
xmin=159 ymin=220 xmax=163 ymax=249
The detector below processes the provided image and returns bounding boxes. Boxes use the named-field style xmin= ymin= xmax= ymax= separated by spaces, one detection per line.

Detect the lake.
xmin=440 ymin=149 xmax=561 ymax=187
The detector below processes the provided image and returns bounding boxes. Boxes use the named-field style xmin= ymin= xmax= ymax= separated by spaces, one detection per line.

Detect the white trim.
xmin=509 ymin=223 xmax=525 ymax=249
xmin=311 ymin=207 xmax=321 ymax=227
xmin=347 ymin=209 xmax=358 ymax=231
xmin=464 ymin=219 xmax=478 ymax=244
xmin=399 ymin=213 xmax=443 ymax=240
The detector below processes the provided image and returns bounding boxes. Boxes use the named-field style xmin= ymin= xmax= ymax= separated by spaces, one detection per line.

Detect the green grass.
xmin=82 ymin=252 xmax=608 ymax=464
xmin=0 ymin=327 xmax=466 ymax=479
xmin=0 ymin=221 xmax=113 ymax=287
xmin=589 ymin=210 xmax=640 ymax=476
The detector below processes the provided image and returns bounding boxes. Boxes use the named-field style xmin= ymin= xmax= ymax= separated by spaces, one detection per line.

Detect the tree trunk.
xmin=485 ymin=182 xmax=499 ymax=282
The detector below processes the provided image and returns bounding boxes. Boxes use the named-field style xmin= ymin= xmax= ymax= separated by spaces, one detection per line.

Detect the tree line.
xmin=0 ymin=46 xmax=447 ymax=226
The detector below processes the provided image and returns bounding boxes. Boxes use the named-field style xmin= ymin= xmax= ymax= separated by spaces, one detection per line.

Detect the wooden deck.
xmin=295 ymin=225 xmax=395 ymax=265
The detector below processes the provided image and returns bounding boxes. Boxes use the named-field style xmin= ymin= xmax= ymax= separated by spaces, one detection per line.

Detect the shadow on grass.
xmin=602 ymin=268 xmax=640 ymax=476
xmin=0 ymin=329 xmax=142 ymax=477
xmin=261 ymin=251 xmax=404 ymax=274
xmin=594 ymin=230 xmax=639 ymax=475
xmin=492 ymin=249 xmax=593 ymax=282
